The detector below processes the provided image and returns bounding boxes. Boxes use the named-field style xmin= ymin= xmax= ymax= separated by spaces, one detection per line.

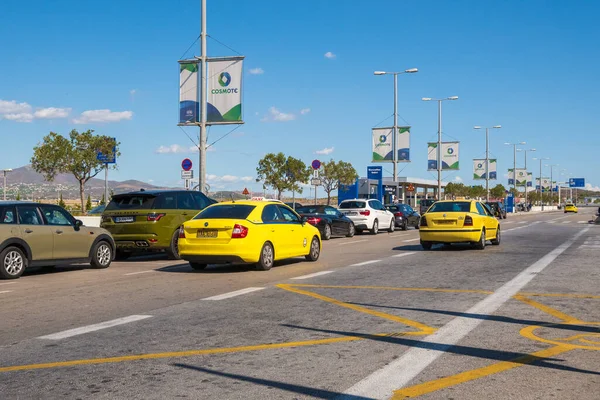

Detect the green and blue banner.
xmin=207 ymin=58 xmax=244 ymax=123
xmin=473 ymin=159 xmax=497 ymax=180
xmin=179 ymin=61 xmax=199 ymax=125
xmin=428 ymin=142 xmax=459 ymax=170
xmin=371 ymin=126 xmax=410 ymax=162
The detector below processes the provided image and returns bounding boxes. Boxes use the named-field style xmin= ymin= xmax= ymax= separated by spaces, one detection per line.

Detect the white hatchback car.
xmin=338 ymin=199 xmax=395 ymax=234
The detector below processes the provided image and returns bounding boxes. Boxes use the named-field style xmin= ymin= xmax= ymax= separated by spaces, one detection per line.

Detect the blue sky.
xmin=1 ymin=0 xmax=599 ymax=194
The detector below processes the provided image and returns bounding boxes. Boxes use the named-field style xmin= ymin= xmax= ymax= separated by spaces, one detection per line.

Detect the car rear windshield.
xmin=296 ymin=206 xmax=323 ymax=214
xmin=339 ymin=201 xmax=366 ymax=209
xmin=386 ymin=206 xmax=399 ymax=212
xmin=428 ymin=202 xmax=471 ymax=213
xmin=106 ymin=195 xmax=156 ymax=210
xmin=194 ymin=204 xmax=255 ymax=220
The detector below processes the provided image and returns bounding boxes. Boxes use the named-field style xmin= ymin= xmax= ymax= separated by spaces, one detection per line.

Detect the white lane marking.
xmin=580 ymin=245 xmax=600 ymax=249
xmin=124 ymin=270 xmax=155 ymax=276
xmin=391 ymin=252 xmax=417 ymax=258
xmin=518 ymin=221 xmax=527 ymax=224
xmin=578 ymin=221 xmax=589 ymax=224
xmin=202 ymin=287 xmax=265 ymax=301
xmin=338 ymin=239 xmax=368 ymax=246
xmin=350 ymin=260 xmax=381 ymax=267
xmin=0 ymin=282 xmax=17 ymax=286
xmin=38 ymin=315 xmax=153 ymax=340
xmin=402 ymin=238 xmax=420 ymax=243
xmin=503 ymin=221 xmax=514 ymax=224
xmin=291 ymin=271 xmax=334 ymax=280
xmin=340 ymin=226 xmax=590 ymax=400
xmin=562 ymin=221 xmax=571 ymax=224
xmin=0 ymin=290 xmax=13 ymax=294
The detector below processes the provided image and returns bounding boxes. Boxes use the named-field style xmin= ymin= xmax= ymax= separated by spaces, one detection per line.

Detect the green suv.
xmin=0 ymin=201 xmax=115 ymax=279
xmin=101 ymin=190 xmax=216 ymax=259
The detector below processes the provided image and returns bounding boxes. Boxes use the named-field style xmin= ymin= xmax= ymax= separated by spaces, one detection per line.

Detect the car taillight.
xmin=394 ymin=212 xmax=404 ymax=217
xmin=420 ymin=216 xmax=428 ymax=227
xmin=178 ymin=225 xmax=185 ymax=239
xmin=147 ymin=213 xmax=165 ymax=222
xmin=306 ymin=217 xmax=321 ymax=225
xmin=464 ymin=215 xmax=473 ymax=226
xmin=231 ymin=224 xmax=248 ymax=239
xmin=359 ymin=210 xmax=370 ymax=216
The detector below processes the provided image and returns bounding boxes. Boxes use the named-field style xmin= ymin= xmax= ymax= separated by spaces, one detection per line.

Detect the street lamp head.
xmin=404 ymin=68 xmax=418 ymax=73
xmin=374 ymin=71 xmax=386 ymax=75
xmin=473 ymin=126 xmax=482 ymax=129
xmin=529 ymin=148 xmax=536 ymax=152
xmin=421 ymin=97 xmax=432 ymax=101
xmin=447 ymin=96 xmax=459 ymax=100
xmin=492 ymin=125 xmax=502 ymax=129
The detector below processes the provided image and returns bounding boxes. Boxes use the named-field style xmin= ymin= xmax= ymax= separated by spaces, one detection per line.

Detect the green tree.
xmin=31 ymin=130 xmax=120 ymax=213
xmin=109 ymin=188 xmax=115 ymax=201
xmin=319 ymin=159 xmax=358 ymax=205
xmin=469 ymin=185 xmax=487 ymax=199
xmin=15 ymin=192 xmax=21 ymax=201
xmin=99 ymin=193 xmax=106 ymax=206
xmin=85 ymin=194 xmax=92 ymax=212
xmin=58 ymin=192 xmax=66 ymax=208
xmin=489 ymin=184 xmax=507 ymax=200
xmin=256 ymin=153 xmax=311 ymax=200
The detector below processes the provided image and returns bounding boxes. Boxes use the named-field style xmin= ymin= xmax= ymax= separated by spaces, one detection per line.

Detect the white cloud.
xmin=33 ymin=107 xmax=71 ymax=119
xmin=248 ymin=68 xmax=264 ymax=75
xmin=240 ymin=176 xmax=254 ymax=182
xmin=324 ymin=51 xmax=336 ymax=59
xmin=2 ymin=113 xmax=34 ymax=123
xmin=130 ymin=89 xmax=137 ymax=95
xmin=300 ymin=108 xmax=311 ymax=115
xmin=262 ymin=106 xmax=296 ymax=122
xmin=0 ymin=99 xmax=32 ymax=114
xmin=207 ymin=174 xmax=255 ymax=184
xmin=155 ymin=144 xmax=217 ymax=154
xmin=454 ymin=176 xmax=463 ymax=182
xmin=315 ymin=147 xmax=334 ymax=155
xmin=73 ymin=109 xmax=133 ymax=124
xmin=585 ymin=183 xmax=600 ymax=192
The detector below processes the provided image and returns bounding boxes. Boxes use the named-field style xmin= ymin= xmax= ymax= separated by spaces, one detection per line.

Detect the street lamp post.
xmin=422 ymin=96 xmax=459 ymax=200
xmin=532 ymin=157 xmax=549 ymax=209
xmin=474 ymin=125 xmax=501 ymax=201
xmin=374 ymin=68 xmax=418 ymax=185
xmin=546 ymin=164 xmax=559 ymax=206
xmin=517 ymin=148 xmax=535 ymax=208
xmin=2 ymin=169 xmax=12 ymax=201
xmin=505 ymin=142 xmax=526 ymax=202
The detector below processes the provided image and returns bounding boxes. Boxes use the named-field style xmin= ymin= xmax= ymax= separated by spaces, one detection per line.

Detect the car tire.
xmin=0 ymin=246 xmax=27 ymax=279
xmin=402 ymin=220 xmax=408 ymax=231
xmin=502 ymin=215 xmax=507 ymax=219
xmin=323 ymin=224 xmax=332 ymax=240
xmin=491 ymin=228 xmax=501 ymax=245
xmin=166 ymin=230 xmax=181 ymax=260
xmin=91 ymin=241 xmax=113 ymax=269
xmin=115 ymin=250 xmax=131 ymax=261
xmin=305 ymin=236 xmax=320 ymax=262
xmin=388 ymin=219 xmax=395 ymax=233
xmin=474 ymin=229 xmax=486 ymax=250
xmin=420 ymin=240 xmax=432 ymax=251
xmin=190 ymin=262 xmax=207 ymax=271
xmin=346 ymin=223 xmax=355 ymax=238
xmin=371 ymin=219 xmax=379 ymax=235
xmin=256 ymin=242 xmax=274 ymax=271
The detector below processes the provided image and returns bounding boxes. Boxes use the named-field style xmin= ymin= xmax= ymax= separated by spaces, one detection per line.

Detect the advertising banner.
xmin=428 ymin=142 xmax=459 ymax=170
xmin=527 ymin=172 xmax=533 ymax=187
xmin=473 ymin=159 xmax=497 ymax=180
xmin=508 ymin=168 xmax=527 ymax=186
xmin=535 ymin=177 xmax=551 ymax=190
xmin=179 ymin=61 xmax=199 ymax=125
xmin=207 ymin=57 xmax=244 ymax=123
xmin=372 ymin=127 xmax=411 ymax=162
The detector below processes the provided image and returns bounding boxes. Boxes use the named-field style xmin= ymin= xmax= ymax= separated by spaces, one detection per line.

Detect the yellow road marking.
xmin=519 ymin=292 xmax=600 ymax=299
xmin=285 ymin=284 xmax=493 ymax=295
xmin=514 ymin=295 xmax=584 ymax=323
xmin=392 ymin=345 xmax=571 ymax=398
xmin=277 ymin=284 xmax=436 ymax=334
xmin=520 ymin=324 xmax=600 ymax=351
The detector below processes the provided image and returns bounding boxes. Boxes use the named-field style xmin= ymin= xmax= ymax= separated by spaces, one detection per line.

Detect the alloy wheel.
xmin=4 ymin=251 xmax=24 ymax=276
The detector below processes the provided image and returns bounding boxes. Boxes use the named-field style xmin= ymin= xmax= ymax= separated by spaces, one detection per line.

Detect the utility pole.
xmin=437 ymin=100 xmax=442 ymax=200
xmin=199 ymin=0 xmax=208 ymax=194
xmin=474 ymin=125 xmax=501 ymax=202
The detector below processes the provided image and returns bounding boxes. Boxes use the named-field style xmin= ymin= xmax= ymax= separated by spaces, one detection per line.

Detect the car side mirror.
xmin=74 ymin=219 xmax=83 ymax=231
xmin=301 ymin=216 xmax=308 ymax=225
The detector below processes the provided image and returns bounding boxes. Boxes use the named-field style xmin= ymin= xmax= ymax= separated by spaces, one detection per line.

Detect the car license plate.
xmin=344 ymin=211 xmax=357 ymax=215
xmin=197 ymin=229 xmax=218 ymax=238
xmin=436 ymin=220 xmax=454 ymax=225
xmin=114 ymin=216 xmax=135 ymax=223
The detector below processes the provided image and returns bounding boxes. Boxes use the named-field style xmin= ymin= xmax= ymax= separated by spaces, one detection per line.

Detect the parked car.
xmin=419 ymin=200 xmax=500 ymax=250
xmin=285 ymin=202 xmax=303 ymax=210
xmin=296 ymin=205 xmax=355 ymax=239
xmin=385 ymin=203 xmax=420 ymax=230
xmin=338 ymin=199 xmax=395 ymax=234
xmin=87 ymin=204 xmax=106 ymax=215
xmin=0 ymin=201 xmax=115 ymax=279
xmin=100 ymin=190 xmax=216 ymax=260
xmin=419 ymin=199 xmax=436 ymax=215
xmin=179 ymin=200 xmax=320 ymax=271
xmin=485 ymin=201 xmax=507 ymax=219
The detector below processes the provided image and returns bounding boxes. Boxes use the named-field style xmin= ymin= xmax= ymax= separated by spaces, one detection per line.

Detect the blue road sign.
xmin=569 ymin=178 xmax=585 ymax=188
xmin=311 ymin=159 xmax=321 ymax=170
xmin=181 ymin=158 xmax=193 ymax=171
xmin=96 ymin=137 xmax=116 ymax=164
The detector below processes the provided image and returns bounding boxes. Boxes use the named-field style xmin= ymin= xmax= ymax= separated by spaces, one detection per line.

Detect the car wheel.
xmin=91 ymin=241 xmax=113 ymax=269
xmin=388 ymin=219 xmax=395 ymax=232
xmin=491 ymin=228 xmax=501 ymax=245
xmin=305 ymin=236 xmax=321 ymax=262
xmin=420 ymin=240 xmax=432 ymax=251
xmin=166 ymin=230 xmax=181 ymax=260
xmin=256 ymin=242 xmax=274 ymax=271
xmin=115 ymin=250 xmax=131 ymax=261
xmin=0 ymin=246 xmax=27 ymax=279
xmin=371 ymin=219 xmax=379 ymax=235
xmin=323 ymin=224 xmax=332 ymax=240
xmin=502 ymin=215 xmax=507 ymax=219
xmin=402 ymin=220 xmax=408 ymax=231
xmin=190 ymin=262 xmax=207 ymax=271
xmin=474 ymin=229 xmax=486 ymax=250
xmin=346 ymin=223 xmax=355 ymax=238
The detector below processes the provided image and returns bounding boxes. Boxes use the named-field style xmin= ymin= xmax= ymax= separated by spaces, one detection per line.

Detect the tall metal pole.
xmin=199 ymin=0 xmax=208 ymax=194
xmin=539 ymin=158 xmax=543 ymax=210
xmin=513 ymin=144 xmax=517 ymax=195
xmin=524 ymin=150 xmax=528 ymax=208
xmin=393 ymin=73 xmax=398 ymax=183
xmin=485 ymin=128 xmax=489 ymax=202
xmin=437 ymin=100 xmax=442 ymax=200
xmin=104 ymin=164 xmax=109 ymax=205
xmin=550 ymin=165 xmax=554 ymax=205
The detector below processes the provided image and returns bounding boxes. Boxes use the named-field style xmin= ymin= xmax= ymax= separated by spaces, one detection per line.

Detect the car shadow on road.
xmin=22 ymin=265 xmax=87 ymax=277
xmin=392 ymin=244 xmax=482 ymax=252
xmin=171 ymin=363 xmax=372 ymax=399
xmin=156 ymin=258 xmax=305 ymax=274
xmin=280 ymin=324 xmax=600 ymax=376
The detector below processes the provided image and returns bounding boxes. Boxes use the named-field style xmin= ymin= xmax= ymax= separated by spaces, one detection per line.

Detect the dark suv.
xmin=419 ymin=199 xmax=436 ymax=215
xmin=485 ymin=201 xmax=507 ymax=219
xmin=100 ymin=190 xmax=216 ymax=259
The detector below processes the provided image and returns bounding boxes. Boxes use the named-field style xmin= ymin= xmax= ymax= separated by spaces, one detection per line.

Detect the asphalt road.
xmin=1 ymin=207 xmax=599 ymax=399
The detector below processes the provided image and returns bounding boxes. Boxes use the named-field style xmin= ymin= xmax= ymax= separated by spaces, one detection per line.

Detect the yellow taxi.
xmin=178 ymin=200 xmax=321 ymax=271
xmin=418 ymin=200 xmax=500 ymax=250
xmin=564 ymin=203 xmax=578 ymax=213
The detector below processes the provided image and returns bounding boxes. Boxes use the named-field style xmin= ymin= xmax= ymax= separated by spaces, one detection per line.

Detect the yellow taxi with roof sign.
xmin=564 ymin=203 xmax=578 ymax=213
xmin=418 ymin=200 xmax=500 ymax=250
xmin=178 ymin=200 xmax=321 ymax=271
